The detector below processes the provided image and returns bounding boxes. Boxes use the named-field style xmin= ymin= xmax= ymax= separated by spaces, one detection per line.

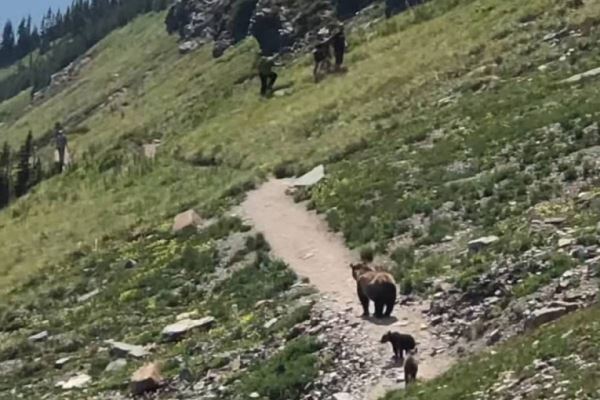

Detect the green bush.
xmin=238 ymin=337 xmax=322 ymax=400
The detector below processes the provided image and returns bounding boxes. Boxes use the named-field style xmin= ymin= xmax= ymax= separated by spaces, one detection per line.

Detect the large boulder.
xmin=468 ymin=236 xmax=499 ymax=252
xmin=130 ymin=362 xmax=164 ymax=395
xmin=524 ymin=307 xmax=567 ymax=330
xmin=161 ymin=317 xmax=215 ymax=341
xmin=105 ymin=340 xmax=149 ymax=358
xmin=28 ymin=331 xmax=49 ymax=343
xmin=56 ymin=373 xmax=92 ymax=389
xmin=172 ymin=209 xmax=203 ymax=233
xmin=294 ymin=165 xmax=325 ymax=187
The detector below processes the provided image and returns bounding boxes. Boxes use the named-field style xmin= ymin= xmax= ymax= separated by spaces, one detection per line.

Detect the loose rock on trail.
xmin=241 ymin=179 xmax=455 ymax=399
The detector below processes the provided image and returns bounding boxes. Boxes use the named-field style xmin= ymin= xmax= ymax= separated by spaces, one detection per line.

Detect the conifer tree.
xmin=0 ymin=142 xmax=11 ymax=208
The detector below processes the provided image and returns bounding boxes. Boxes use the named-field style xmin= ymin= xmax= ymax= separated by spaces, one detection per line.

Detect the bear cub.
xmin=381 ymin=331 xmax=416 ymax=362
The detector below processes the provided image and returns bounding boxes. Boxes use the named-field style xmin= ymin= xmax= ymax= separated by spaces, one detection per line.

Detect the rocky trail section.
xmin=241 ymin=179 xmax=454 ymax=399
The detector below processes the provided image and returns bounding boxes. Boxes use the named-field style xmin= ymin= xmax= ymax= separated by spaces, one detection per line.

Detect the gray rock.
xmin=55 ymin=357 xmax=72 ymax=369
xmin=77 ymin=289 xmax=100 ymax=303
xmin=562 ymin=66 xmax=600 ymax=84
xmin=333 ymin=393 xmax=354 ymax=400
xmin=56 ymin=373 xmax=92 ymax=389
xmin=583 ymin=123 xmax=599 ymax=136
xmin=179 ymin=40 xmax=199 ymax=54
xmin=28 ymin=331 xmax=49 ymax=342
xmin=525 ymin=307 xmax=567 ymax=330
xmin=263 ymin=318 xmax=278 ymax=330
xmin=544 ymin=217 xmax=566 ymax=226
xmin=293 ymin=165 xmax=325 ymax=187
xmin=468 ymin=236 xmax=499 ymax=252
xmin=543 ymin=28 xmax=569 ymax=42
xmin=549 ymin=301 xmax=580 ymax=312
xmin=558 ymin=237 xmax=575 ymax=248
xmin=105 ymin=340 xmax=149 ymax=358
xmin=105 ymin=358 xmax=128 ymax=372
xmin=162 ymin=317 xmax=215 ymax=341
xmin=486 ymin=329 xmax=502 ymax=345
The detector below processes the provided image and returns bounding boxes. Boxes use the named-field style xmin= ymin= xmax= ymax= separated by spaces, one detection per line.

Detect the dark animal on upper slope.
xmin=350 ymin=263 xmax=397 ymax=318
xmin=403 ymin=351 xmax=419 ymax=385
xmin=380 ymin=331 xmax=416 ymax=361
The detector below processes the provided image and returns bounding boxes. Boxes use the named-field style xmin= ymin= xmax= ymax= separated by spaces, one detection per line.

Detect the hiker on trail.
xmin=258 ymin=54 xmax=281 ymax=96
xmin=330 ymin=23 xmax=347 ymax=72
xmin=54 ymin=122 xmax=68 ymax=173
xmin=313 ymin=34 xmax=332 ymax=82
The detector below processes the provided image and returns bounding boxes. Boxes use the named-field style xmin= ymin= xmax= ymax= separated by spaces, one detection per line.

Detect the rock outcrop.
xmin=165 ymin=0 xmax=415 ymax=57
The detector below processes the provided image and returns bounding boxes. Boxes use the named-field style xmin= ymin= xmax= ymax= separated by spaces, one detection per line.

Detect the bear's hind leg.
xmin=358 ymin=287 xmax=370 ymax=317
xmin=374 ymin=301 xmax=384 ymax=318
xmin=384 ymin=300 xmax=395 ymax=317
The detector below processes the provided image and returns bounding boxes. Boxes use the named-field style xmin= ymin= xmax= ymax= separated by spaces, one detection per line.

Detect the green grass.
xmin=0 ymin=220 xmax=306 ymax=397
xmin=0 ymin=0 xmax=599 ymax=398
xmin=237 ymin=337 xmax=322 ymax=400
xmin=513 ymin=252 xmax=577 ymax=297
xmin=383 ymin=305 xmax=600 ymax=400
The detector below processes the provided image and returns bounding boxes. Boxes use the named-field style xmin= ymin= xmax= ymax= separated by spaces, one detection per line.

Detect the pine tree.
xmin=16 ymin=18 xmax=32 ymax=59
xmin=0 ymin=142 xmax=11 ymax=208
xmin=15 ymin=132 xmax=33 ymax=197
xmin=0 ymin=21 xmax=16 ymax=65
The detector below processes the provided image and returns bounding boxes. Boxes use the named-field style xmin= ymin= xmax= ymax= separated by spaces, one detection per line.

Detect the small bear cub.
xmin=380 ymin=331 xmax=417 ymax=362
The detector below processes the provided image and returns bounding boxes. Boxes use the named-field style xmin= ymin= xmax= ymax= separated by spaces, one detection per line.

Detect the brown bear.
xmin=350 ymin=263 xmax=397 ymax=318
xmin=380 ymin=331 xmax=416 ymax=361
xmin=403 ymin=350 xmax=419 ymax=385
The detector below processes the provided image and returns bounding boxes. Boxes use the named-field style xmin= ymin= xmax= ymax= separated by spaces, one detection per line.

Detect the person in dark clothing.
xmin=173 ymin=0 xmax=191 ymax=40
xmin=313 ymin=37 xmax=331 ymax=82
xmin=330 ymin=24 xmax=346 ymax=72
xmin=258 ymin=55 xmax=280 ymax=96
xmin=54 ymin=122 xmax=68 ymax=173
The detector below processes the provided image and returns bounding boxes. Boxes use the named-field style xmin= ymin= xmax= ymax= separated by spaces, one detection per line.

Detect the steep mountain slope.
xmin=0 ymin=0 xmax=600 ymax=399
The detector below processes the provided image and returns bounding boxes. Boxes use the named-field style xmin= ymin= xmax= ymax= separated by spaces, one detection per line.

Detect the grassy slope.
xmin=0 ymin=0 xmax=599 ymax=398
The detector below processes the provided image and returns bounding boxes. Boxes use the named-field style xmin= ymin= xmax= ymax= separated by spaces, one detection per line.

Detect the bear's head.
xmin=350 ymin=262 xmax=374 ymax=281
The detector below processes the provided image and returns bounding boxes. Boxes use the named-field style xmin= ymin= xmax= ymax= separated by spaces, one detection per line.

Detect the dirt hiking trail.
xmin=241 ymin=179 xmax=454 ymax=398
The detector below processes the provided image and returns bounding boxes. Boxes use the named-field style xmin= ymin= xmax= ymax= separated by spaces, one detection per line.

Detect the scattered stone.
xmin=543 ymin=28 xmax=569 ymax=42
xmin=249 ymin=393 xmax=260 ymax=399
xmin=263 ymin=318 xmax=278 ymax=330
xmin=105 ymin=340 xmax=149 ymax=358
xmin=131 ymin=362 xmax=164 ymax=395
xmin=28 ymin=331 xmax=49 ymax=343
xmin=179 ymin=40 xmax=199 ymax=54
xmin=468 ymin=236 xmax=499 ymax=252
xmin=105 ymin=359 xmax=127 ymax=373
xmin=562 ymin=66 xmax=600 ymax=84
xmin=549 ymin=301 xmax=580 ymax=312
xmin=525 ymin=307 xmax=567 ymax=330
xmin=544 ymin=217 xmax=566 ymax=226
xmin=333 ymin=393 xmax=354 ymax=400
xmin=143 ymin=142 xmax=160 ymax=160
xmin=172 ymin=209 xmax=203 ymax=233
xmin=486 ymin=329 xmax=502 ymax=346
xmin=558 ymin=237 xmax=575 ymax=248
xmin=56 ymin=373 xmax=92 ymax=389
xmin=162 ymin=317 xmax=215 ymax=341
xmin=55 ymin=357 xmax=72 ymax=369
xmin=293 ymin=165 xmax=325 ymax=187
xmin=255 ymin=300 xmax=274 ymax=308
xmin=77 ymin=289 xmax=100 ymax=303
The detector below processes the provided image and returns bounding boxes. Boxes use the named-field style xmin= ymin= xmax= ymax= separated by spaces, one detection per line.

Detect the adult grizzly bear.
xmin=350 ymin=263 xmax=397 ymax=318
